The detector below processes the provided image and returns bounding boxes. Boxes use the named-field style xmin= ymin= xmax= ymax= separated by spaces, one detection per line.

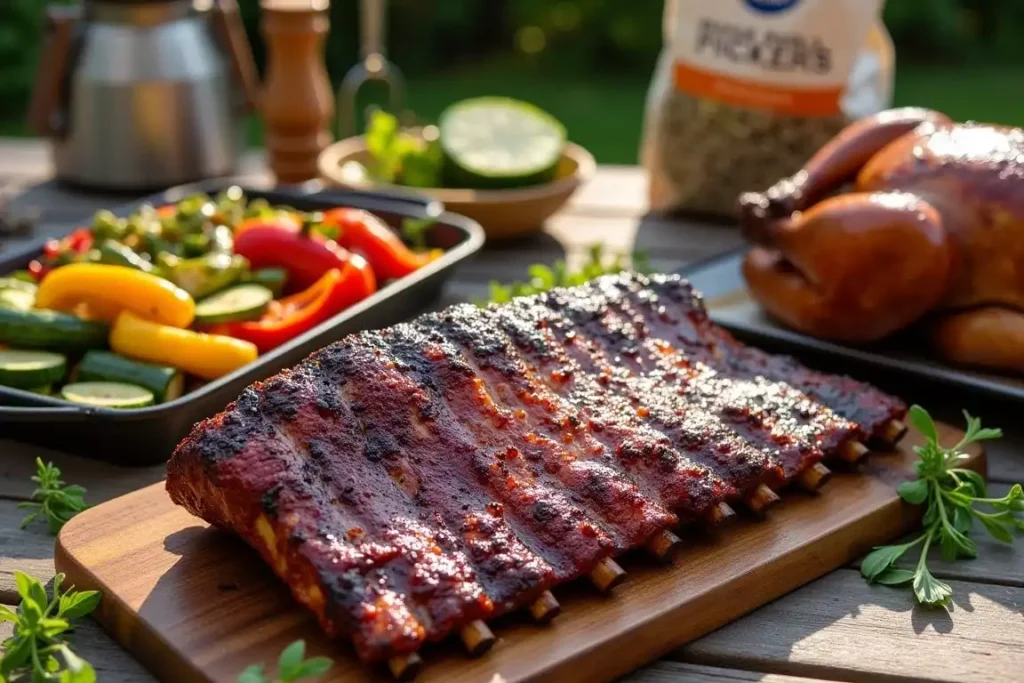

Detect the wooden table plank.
xmin=0 ymin=441 xmax=165 ymax=503
xmin=624 ymin=662 xmax=830 ymax=683
xmin=2 ymin=144 xmax=1023 ymax=683
xmin=0 ymin=608 xmax=157 ymax=683
xmin=0 ymin=501 xmax=57 ymax=602
xmin=677 ymin=568 xmax=1024 ymax=683
xmin=568 ymin=164 xmax=648 ymax=217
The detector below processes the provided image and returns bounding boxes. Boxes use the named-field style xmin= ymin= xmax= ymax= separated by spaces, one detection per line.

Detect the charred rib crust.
xmin=167 ymin=271 xmax=906 ymax=663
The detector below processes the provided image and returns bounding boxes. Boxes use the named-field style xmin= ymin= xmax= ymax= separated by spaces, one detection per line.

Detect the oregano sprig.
xmin=0 ymin=571 xmax=101 ymax=683
xmin=238 ymin=640 xmax=332 ymax=683
xmin=18 ymin=458 xmax=90 ymax=535
xmin=861 ymin=405 xmax=1022 ymax=607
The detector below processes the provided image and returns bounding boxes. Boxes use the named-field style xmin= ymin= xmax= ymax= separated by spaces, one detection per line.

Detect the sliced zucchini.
xmin=0 ymin=277 xmax=38 ymax=293
xmin=0 ymin=350 xmax=67 ymax=390
xmin=243 ymin=268 xmax=288 ymax=298
xmin=60 ymin=381 xmax=154 ymax=409
xmin=77 ymin=350 xmax=184 ymax=403
xmin=0 ymin=307 xmax=109 ymax=351
xmin=194 ymin=284 xmax=273 ymax=325
xmin=439 ymin=97 xmax=566 ymax=189
xmin=0 ymin=288 xmax=35 ymax=311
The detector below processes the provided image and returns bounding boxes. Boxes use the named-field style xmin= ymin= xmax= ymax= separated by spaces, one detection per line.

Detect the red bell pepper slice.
xmin=321 ymin=208 xmax=430 ymax=282
xmin=208 ymin=258 xmax=377 ymax=353
xmin=233 ymin=216 xmax=353 ymax=294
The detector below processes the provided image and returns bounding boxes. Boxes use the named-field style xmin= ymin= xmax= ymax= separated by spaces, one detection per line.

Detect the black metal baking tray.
xmin=0 ymin=181 xmax=485 ymax=464
xmin=681 ymin=247 xmax=1024 ymax=404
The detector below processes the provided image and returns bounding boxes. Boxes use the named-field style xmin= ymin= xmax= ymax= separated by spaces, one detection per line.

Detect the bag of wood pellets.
xmin=641 ymin=0 xmax=894 ymax=217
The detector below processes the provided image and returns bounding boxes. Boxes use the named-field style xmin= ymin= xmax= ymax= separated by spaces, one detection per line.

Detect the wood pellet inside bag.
xmin=641 ymin=0 xmax=894 ymax=218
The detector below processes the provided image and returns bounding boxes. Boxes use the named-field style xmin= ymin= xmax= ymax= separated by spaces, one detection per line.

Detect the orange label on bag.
xmin=669 ymin=0 xmax=885 ymax=116
xmin=673 ymin=62 xmax=843 ymax=116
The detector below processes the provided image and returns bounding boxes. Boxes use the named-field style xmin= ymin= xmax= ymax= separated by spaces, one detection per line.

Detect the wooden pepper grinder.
xmin=260 ymin=0 xmax=334 ymax=184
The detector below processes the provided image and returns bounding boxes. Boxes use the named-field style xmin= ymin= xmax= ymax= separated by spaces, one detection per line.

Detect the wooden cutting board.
xmin=55 ymin=423 xmax=982 ymax=683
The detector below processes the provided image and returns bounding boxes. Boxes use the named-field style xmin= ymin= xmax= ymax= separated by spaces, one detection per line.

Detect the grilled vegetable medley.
xmin=0 ymin=188 xmax=440 ymax=407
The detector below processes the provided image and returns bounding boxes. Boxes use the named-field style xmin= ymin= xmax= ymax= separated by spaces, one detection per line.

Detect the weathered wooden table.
xmin=1 ymin=139 xmax=1022 ymax=683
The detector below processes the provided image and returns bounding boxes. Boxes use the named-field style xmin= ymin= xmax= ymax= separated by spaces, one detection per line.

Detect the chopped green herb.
xmin=18 ymin=458 xmax=90 ymax=535
xmin=861 ymin=406 xmax=1021 ymax=607
xmin=476 ymin=243 xmax=652 ymax=306
xmin=0 ymin=571 xmax=101 ymax=682
xmin=237 ymin=639 xmax=332 ymax=683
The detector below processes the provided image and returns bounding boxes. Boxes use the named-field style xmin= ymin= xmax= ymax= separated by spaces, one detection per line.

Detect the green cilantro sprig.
xmin=238 ymin=640 xmax=332 ymax=683
xmin=478 ymin=243 xmax=652 ymax=306
xmin=0 ymin=571 xmax=101 ymax=683
xmin=19 ymin=458 xmax=90 ymax=535
xmin=861 ymin=405 xmax=1022 ymax=607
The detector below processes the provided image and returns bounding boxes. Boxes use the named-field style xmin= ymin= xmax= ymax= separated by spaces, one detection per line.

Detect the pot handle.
xmin=212 ymin=0 xmax=260 ymax=113
xmin=26 ymin=4 xmax=80 ymax=137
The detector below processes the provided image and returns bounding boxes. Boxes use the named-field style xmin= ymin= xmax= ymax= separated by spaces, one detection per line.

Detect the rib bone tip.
xmin=529 ymin=590 xmax=561 ymax=623
xmin=645 ymin=529 xmax=683 ymax=563
xmin=797 ymin=462 xmax=832 ymax=491
xmin=460 ymin=620 xmax=495 ymax=657
xmin=839 ymin=440 xmax=870 ymax=463
xmin=590 ymin=557 xmax=626 ymax=592
xmin=708 ymin=502 xmax=737 ymax=524
xmin=388 ymin=653 xmax=423 ymax=681
xmin=880 ymin=419 xmax=908 ymax=446
xmin=745 ymin=483 xmax=781 ymax=514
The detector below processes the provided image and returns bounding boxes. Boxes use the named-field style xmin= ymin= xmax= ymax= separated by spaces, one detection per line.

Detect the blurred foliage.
xmin=1 ymin=0 xmax=1023 ymax=127
xmin=0 ymin=0 xmax=55 ymax=120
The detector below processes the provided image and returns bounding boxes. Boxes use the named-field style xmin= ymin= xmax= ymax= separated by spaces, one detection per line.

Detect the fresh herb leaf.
xmin=861 ymin=406 xmax=1020 ymax=608
xmin=238 ymin=639 xmax=332 ymax=683
xmin=897 ymin=479 xmax=929 ymax=505
xmin=475 ymin=244 xmax=652 ymax=306
xmin=18 ymin=458 xmax=91 ymax=534
xmin=907 ymin=404 xmax=938 ymax=443
xmin=913 ymin=565 xmax=953 ymax=607
xmin=0 ymin=572 xmax=100 ymax=682
xmin=874 ymin=568 xmax=915 ymax=585
xmin=860 ymin=540 xmax=918 ymax=581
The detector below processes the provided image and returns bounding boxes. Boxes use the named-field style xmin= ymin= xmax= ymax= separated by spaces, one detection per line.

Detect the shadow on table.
xmin=675 ymin=568 xmax=1024 ymax=680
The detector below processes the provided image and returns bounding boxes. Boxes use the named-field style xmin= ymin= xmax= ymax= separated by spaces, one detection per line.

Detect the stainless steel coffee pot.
xmin=28 ymin=0 xmax=259 ymax=191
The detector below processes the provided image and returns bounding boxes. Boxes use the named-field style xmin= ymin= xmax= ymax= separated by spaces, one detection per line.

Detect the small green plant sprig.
xmin=0 ymin=571 xmax=101 ymax=683
xmin=479 ymin=243 xmax=652 ymax=306
xmin=19 ymin=458 xmax=90 ymax=535
xmin=238 ymin=640 xmax=332 ymax=683
xmin=861 ymin=405 xmax=1023 ymax=607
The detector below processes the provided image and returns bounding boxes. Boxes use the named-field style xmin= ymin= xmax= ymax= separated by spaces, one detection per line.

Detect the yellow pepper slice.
xmin=36 ymin=264 xmax=195 ymax=328
xmin=111 ymin=311 xmax=257 ymax=380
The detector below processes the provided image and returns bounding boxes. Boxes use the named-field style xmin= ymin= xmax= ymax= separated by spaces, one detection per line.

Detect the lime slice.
xmin=194 ymin=284 xmax=274 ymax=325
xmin=439 ymin=97 xmax=566 ymax=189
xmin=0 ymin=350 xmax=66 ymax=389
xmin=61 ymin=381 xmax=154 ymax=409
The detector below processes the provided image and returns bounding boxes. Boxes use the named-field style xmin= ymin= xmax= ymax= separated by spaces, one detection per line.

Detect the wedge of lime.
xmin=439 ymin=97 xmax=566 ymax=190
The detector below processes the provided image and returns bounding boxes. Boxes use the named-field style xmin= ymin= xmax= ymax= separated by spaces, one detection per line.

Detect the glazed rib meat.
xmin=167 ymin=271 xmax=906 ymax=664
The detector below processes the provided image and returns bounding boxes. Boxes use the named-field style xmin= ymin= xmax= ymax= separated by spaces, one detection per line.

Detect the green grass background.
xmin=3 ymin=64 xmax=1021 ymax=165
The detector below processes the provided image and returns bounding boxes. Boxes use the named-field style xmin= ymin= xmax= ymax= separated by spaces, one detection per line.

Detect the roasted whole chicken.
xmin=739 ymin=107 xmax=1024 ymax=374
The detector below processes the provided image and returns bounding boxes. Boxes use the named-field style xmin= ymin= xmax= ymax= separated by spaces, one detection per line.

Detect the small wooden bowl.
xmin=317 ymin=137 xmax=596 ymax=240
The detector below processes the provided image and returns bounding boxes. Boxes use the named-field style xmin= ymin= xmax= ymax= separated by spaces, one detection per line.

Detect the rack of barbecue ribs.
xmin=738 ymin=106 xmax=1024 ymax=375
xmin=166 ymin=272 xmax=907 ymax=679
